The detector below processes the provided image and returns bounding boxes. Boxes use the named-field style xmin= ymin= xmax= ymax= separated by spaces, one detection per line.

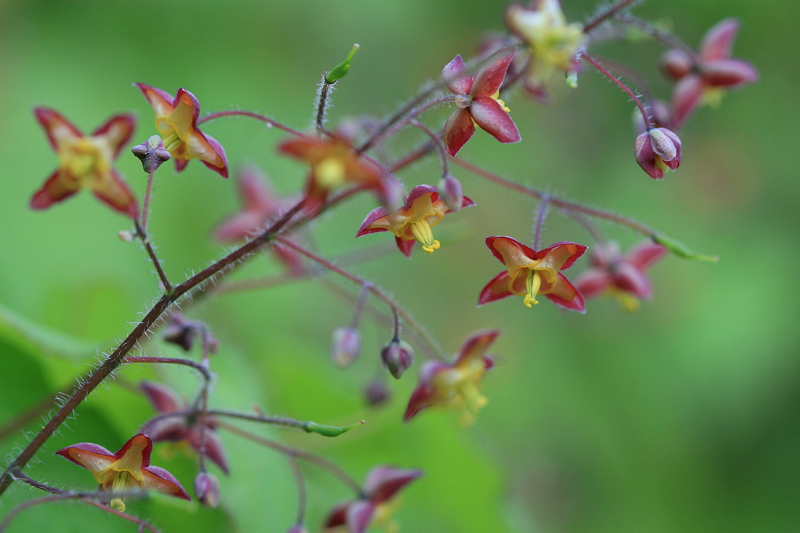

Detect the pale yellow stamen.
xmin=492 ymin=91 xmax=511 ymax=113
xmin=524 ymin=270 xmax=542 ymax=308
xmin=315 ymin=157 xmax=346 ymax=188
xmin=459 ymin=381 xmax=488 ymax=414
xmin=410 ymin=219 xmax=440 ymax=254
xmin=162 ymin=130 xmax=182 ymax=152
xmin=110 ymin=471 xmax=131 ymax=512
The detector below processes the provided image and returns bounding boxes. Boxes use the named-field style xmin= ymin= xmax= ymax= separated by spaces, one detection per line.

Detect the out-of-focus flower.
xmin=575 ymin=241 xmax=667 ymax=311
xmin=356 ymin=184 xmax=474 ymax=257
xmin=214 ymin=165 xmax=304 ymax=274
xmin=634 ymin=127 xmax=682 ymax=179
xmin=194 ymin=470 xmax=221 ymax=509
xmin=135 ymin=83 xmax=228 ymax=177
xmin=140 ymin=381 xmax=229 ymax=474
xmin=441 ymin=48 xmax=521 ymax=156
xmin=404 ymin=330 xmax=498 ymax=425
xmin=505 ymin=0 xmax=585 ymax=96
xmin=31 ymin=108 xmax=138 ymax=218
xmin=330 ymin=327 xmax=361 ymax=368
xmin=324 ymin=466 xmax=422 ymax=533
xmin=55 ymin=433 xmax=190 ymax=512
xmin=479 ymin=236 xmax=586 ymax=311
xmin=661 ymin=18 xmax=758 ymax=129
xmin=278 ymin=135 xmax=384 ymax=212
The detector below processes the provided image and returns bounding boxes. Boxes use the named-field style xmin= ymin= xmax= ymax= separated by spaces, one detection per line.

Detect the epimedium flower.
xmin=55 ymin=433 xmax=191 ymax=512
xmin=139 ymin=381 xmax=230 ymax=475
xmin=661 ymin=18 xmax=758 ymax=129
xmin=505 ymin=0 xmax=585 ymax=95
xmin=442 ymin=47 xmax=521 ymax=156
xmin=214 ymin=164 xmax=304 ymax=274
xmin=324 ymin=466 xmax=422 ymax=533
xmin=574 ymin=241 xmax=667 ymax=312
xmin=355 ymin=184 xmax=475 ymax=257
xmin=278 ymin=134 xmax=384 ymax=212
xmin=634 ymin=127 xmax=682 ymax=179
xmin=31 ymin=107 xmax=138 ymax=218
xmin=135 ymin=83 xmax=229 ymax=178
xmin=403 ymin=329 xmax=499 ymax=425
xmin=479 ymin=236 xmax=586 ymax=311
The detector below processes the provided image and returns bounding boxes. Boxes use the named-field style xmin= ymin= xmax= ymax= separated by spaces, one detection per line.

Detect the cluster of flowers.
xmin=24 ymin=1 xmax=756 ymax=530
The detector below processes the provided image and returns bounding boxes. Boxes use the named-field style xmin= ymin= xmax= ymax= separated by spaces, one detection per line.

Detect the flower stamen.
xmin=524 ymin=270 xmax=542 ymax=308
xmin=410 ymin=219 xmax=440 ymax=254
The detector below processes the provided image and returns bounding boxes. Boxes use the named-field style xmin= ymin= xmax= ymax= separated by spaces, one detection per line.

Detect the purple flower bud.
xmin=131 ymin=135 xmax=171 ymax=173
xmin=364 ymin=380 xmax=391 ymax=407
xmin=162 ymin=315 xmax=197 ymax=352
xmin=330 ymin=327 xmax=361 ymax=368
xmin=381 ymin=339 xmax=415 ymax=379
xmin=194 ymin=471 xmax=221 ymax=509
xmin=438 ymin=174 xmax=464 ymax=212
xmin=634 ymin=127 xmax=682 ymax=179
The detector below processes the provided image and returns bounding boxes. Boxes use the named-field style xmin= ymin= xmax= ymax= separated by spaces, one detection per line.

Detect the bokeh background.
xmin=1 ymin=0 xmax=797 ymax=531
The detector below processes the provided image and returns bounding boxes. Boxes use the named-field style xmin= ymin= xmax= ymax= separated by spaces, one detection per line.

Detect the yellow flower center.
xmin=372 ymin=497 xmax=403 ymax=532
xmin=60 ymin=138 xmax=104 ymax=186
xmin=524 ymin=270 xmax=542 ymax=308
xmin=410 ymin=219 xmax=440 ymax=254
xmin=609 ymin=288 xmax=641 ymax=313
xmin=162 ymin=130 xmax=182 ymax=152
xmin=110 ymin=471 xmax=134 ymax=512
xmin=315 ymin=156 xmax=346 ymax=188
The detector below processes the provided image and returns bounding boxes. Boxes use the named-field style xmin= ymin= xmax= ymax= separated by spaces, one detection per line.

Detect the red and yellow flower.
xmin=56 ymin=433 xmax=190 ymax=512
xmin=135 ymin=83 xmax=228 ymax=178
xmin=356 ymin=184 xmax=474 ymax=257
xmin=404 ymin=330 xmax=499 ymax=425
xmin=31 ymin=108 xmax=138 ymax=218
xmin=324 ymin=466 xmax=422 ymax=533
xmin=574 ymin=241 xmax=667 ymax=312
xmin=479 ymin=236 xmax=586 ymax=311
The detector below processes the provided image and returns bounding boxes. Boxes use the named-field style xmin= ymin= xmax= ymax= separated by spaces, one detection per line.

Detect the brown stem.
xmin=583 ymin=0 xmax=639 ymax=34
xmin=134 ymin=219 xmax=172 ymax=292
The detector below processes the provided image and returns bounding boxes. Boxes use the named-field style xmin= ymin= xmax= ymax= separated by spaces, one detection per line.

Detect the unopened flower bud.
xmin=661 ymin=49 xmax=694 ymax=80
xmin=381 ymin=339 xmax=414 ymax=379
xmin=364 ymin=380 xmax=391 ymax=407
xmin=131 ymin=135 xmax=171 ymax=173
xmin=438 ymin=174 xmax=464 ymax=212
xmin=117 ymin=230 xmax=135 ymax=242
xmin=330 ymin=327 xmax=361 ymax=368
xmin=194 ymin=471 xmax=221 ymax=509
xmin=286 ymin=525 xmax=309 ymax=533
xmin=634 ymin=127 xmax=682 ymax=179
xmin=163 ymin=313 xmax=197 ymax=351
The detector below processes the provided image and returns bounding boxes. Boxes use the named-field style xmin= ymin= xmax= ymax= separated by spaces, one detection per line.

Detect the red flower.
xmin=55 ymin=433 xmax=190 ymax=512
xmin=634 ymin=127 xmax=682 ymax=180
xmin=324 ymin=466 xmax=422 ymax=533
xmin=442 ymin=47 xmax=521 ymax=156
xmin=575 ymin=241 xmax=667 ymax=312
xmin=31 ymin=108 xmax=138 ymax=218
xmin=214 ymin=165 xmax=304 ymax=274
xmin=661 ymin=19 xmax=758 ymax=129
xmin=140 ymin=381 xmax=229 ymax=475
xmin=278 ymin=135 xmax=384 ymax=212
xmin=404 ymin=330 xmax=498 ymax=424
xmin=135 ymin=83 xmax=228 ymax=178
xmin=356 ymin=184 xmax=475 ymax=257
xmin=479 ymin=236 xmax=586 ymax=311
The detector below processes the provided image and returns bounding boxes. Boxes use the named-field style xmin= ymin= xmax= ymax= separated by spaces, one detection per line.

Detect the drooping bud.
xmin=330 ymin=327 xmax=361 ymax=368
xmin=131 ymin=135 xmax=171 ymax=173
xmin=325 ymin=44 xmax=360 ymax=84
xmin=381 ymin=339 xmax=415 ymax=379
xmin=634 ymin=127 xmax=682 ymax=179
xmin=194 ymin=471 xmax=221 ymax=509
xmin=364 ymin=380 xmax=391 ymax=407
xmin=438 ymin=174 xmax=464 ymax=212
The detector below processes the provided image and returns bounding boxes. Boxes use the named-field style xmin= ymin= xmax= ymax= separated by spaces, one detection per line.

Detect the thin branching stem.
xmin=581 ymin=53 xmax=650 ymax=129
xmin=198 ymin=110 xmax=305 ymax=137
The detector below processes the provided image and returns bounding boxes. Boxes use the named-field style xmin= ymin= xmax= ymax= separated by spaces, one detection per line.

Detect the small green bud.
xmin=303 ymin=419 xmax=364 ymax=437
xmin=325 ymin=44 xmax=360 ymax=84
xmin=651 ymin=233 xmax=718 ymax=262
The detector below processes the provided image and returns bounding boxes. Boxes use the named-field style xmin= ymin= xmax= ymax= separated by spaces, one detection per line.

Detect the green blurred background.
xmin=1 ymin=0 xmax=797 ymax=531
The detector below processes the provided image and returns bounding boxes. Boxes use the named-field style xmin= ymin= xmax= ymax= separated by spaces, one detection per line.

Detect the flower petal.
xmin=55 ymin=443 xmax=117 ymax=482
xmin=574 ymin=269 xmax=611 ymax=299
xmin=703 ymin=59 xmax=759 ymax=88
xmin=346 ymin=500 xmax=376 ymax=533
xmin=443 ymin=108 xmax=476 ymax=157
xmin=34 ymin=107 xmax=82 ymax=152
xmin=30 ymin=169 xmax=79 ymax=210
xmin=395 ymin=236 xmax=415 ymax=258
xmin=356 ymin=206 xmax=390 ymax=237
xmin=454 ymin=329 xmax=499 ymax=367
xmin=700 ymin=18 xmax=740 ymax=61
xmin=544 ymin=273 xmax=585 ymax=312
xmin=365 ymin=467 xmax=423 ymax=503
xmin=140 ymin=465 xmax=192 ymax=501
xmin=140 ymin=381 xmax=183 ymax=414
xmin=215 ymin=211 xmax=266 ymax=242
xmin=91 ymin=169 xmax=139 ymax=218
xmin=671 ymin=75 xmax=703 ymax=130
xmin=625 ymin=242 xmax=667 ymax=271
xmin=477 ymin=270 xmax=515 ymax=306
xmin=469 ymin=97 xmax=521 ymax=144
xmin=92 ymin=114 xmax=136 ymax=160
xmin=442 ymin=54 xmax=474 ymax=95
xmin=471 ymin=47 xmax=516 ymax=98
xmin=188 ymin=427 xmax=230 ymax=475
xmin=612 ymin=262 xmax=652 ymax=300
